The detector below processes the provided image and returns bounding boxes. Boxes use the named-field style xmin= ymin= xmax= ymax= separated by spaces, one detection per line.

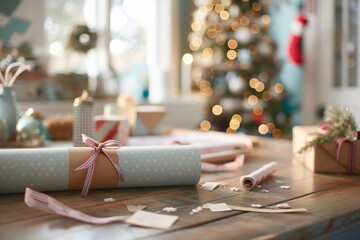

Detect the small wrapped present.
xmin=129 ymin=106 xmax=167 ymax=136
xmin=94 ymin=115 xmax=129 ymax=144
xmin=0 ymin=135 xmax=201 ymax=196
xmin=293 ymin=125 xmax=360 ymax=174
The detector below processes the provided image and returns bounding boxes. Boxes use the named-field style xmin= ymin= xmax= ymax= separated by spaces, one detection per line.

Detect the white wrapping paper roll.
xmin=240 ymin=161 xmax=277 ymax=190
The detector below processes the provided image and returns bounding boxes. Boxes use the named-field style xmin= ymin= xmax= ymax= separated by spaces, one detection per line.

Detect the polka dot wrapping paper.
xmin=0 ymin=145 xmax=201 ymax=194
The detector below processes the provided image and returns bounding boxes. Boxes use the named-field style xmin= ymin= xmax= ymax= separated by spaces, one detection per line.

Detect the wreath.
xmin=68 ymin=25 xmax=97 ymax=53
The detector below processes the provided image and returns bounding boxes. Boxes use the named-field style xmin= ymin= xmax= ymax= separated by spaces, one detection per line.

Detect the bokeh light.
xmin=258 ymin=124 xmax=268 ymax=134
xmin=274 ymin=83 xmax=284 ymax=93
xmin=182 ymin=53 xmax=193 ymax=64
xmin=200 ymin=120 xmax=211 ymax=131
xmin=212 ymin=104 xmax=223 ymax=115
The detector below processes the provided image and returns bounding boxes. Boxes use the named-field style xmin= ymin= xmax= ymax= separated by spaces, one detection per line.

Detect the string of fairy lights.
xmin=182 ymin=0 xmax=289 ymax=137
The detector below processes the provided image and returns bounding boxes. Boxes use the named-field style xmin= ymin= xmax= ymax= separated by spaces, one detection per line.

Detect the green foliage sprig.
xmin=298 ymin=106 xmax=357 ymax=153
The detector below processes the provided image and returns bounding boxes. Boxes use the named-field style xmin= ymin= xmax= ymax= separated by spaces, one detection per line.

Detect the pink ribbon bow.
xmin=74 ymin=134 xmax=125 ymax=197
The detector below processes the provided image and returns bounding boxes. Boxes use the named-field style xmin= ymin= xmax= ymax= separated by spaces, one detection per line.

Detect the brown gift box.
xmin=292 ymin=126 xmax=360 ymax=174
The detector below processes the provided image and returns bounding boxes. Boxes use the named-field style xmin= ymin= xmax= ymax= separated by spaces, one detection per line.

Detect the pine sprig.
xmin=298 ymin=106 xmax=357 ymax=153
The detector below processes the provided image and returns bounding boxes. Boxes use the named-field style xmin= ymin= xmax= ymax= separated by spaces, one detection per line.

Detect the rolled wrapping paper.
xmin=0 ymin=145 xmax=201 ymax=194
xmin=240 ymin=161 xmax=277 ymax=190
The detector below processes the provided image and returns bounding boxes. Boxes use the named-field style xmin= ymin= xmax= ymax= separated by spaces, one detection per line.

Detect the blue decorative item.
xmin=0 ymin=61 xmax=32 ymax=140
xmin=0 ymin=86 xmax=20 ymax=139
xmin=16 ymin=108 xmax=46 ymax=141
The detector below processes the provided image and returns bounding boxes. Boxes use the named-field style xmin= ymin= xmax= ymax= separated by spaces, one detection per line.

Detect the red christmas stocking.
xmin=287 ymin=13 xmax=308 ymax=66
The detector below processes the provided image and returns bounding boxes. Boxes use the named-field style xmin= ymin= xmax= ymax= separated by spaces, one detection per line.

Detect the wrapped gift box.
xmin=0 ymin=145 xmax=201 ymax=194
xmin=94 ymin=115 xmax=129 ymax=144
xmin=129 ymin=106 xmax=167 ymax=136
xmin=292 ymin=126 xmax=360 ymax=174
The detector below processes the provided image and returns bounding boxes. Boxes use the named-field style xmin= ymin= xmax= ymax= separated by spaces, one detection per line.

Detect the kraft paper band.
xmin=68 ymin=147 xmax=119 ymax=190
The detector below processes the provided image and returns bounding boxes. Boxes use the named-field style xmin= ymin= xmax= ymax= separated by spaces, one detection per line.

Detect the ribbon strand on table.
xmin=24 ymin=188 xmax=129 ymax=224
xmin=74 ymin=134 xmax=125 ymax=197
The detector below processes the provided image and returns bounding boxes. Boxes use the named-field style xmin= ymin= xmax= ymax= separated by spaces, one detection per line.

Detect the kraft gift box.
xmin=0 ymin=145 xmax=201 ymax=194
xmin=129 ymin=106 xmax=167 ymax=136
xmin=292 ymin=126 xmax=360 ymax=174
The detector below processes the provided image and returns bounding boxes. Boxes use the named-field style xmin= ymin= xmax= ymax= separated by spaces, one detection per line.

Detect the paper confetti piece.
xmin=190 ymin=206 xmax=203 ymax=215
xmin=230 ymin=187 xmax=240 ymax=192
xmin=104 ymin=198 xmax=115 ymax=203
xmin=276 ymin=180 xmax=284 ymax=183
xmin=206 ymin=203 xmax=232 ymax=212
xmin=162 ymin=207 xmax=177 ymax=212
xmin=127 ymin=205 xmax=147 ymax=212
xmin=200 ymin=182 xmax=220 ymax=191
xmin=261 ymin=189 xmax=270 ymax=193
xmin=280 ymin=185 xmax=291 ymax=190
xmin=125 ymin=210 xmax=179 ymax=230
xmin=275 ymin=203 xmax=291 ymax=209
xmin=203 ymin=204 xmax=307 ymax=213
xmin=250 ymin=204 xmax=263 ymax=208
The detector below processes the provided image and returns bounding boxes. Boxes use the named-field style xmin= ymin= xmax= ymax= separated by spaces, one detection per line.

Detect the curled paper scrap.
xmin=24 ymin=188 xmax=129 ymax=224
xmin=240 ymin=161 xmax=277 ymax=191
xmin=201 ymin=154 xmax=244 ymax=172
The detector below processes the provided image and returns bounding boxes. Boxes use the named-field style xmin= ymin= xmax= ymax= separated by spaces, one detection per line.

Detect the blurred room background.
xmin=1 ymin=0 xmax=358 ymax=137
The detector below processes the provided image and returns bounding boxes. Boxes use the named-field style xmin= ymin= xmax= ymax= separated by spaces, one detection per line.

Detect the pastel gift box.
xmin=0 ymin=145 xmax=201 ymax=194
xmin=292 ymin=126 xmax=360 ymax=173
xmin=94 ymin=115 xmax=130 ymax=144
xmin=129 ymin=106 xmax=167 ymax=136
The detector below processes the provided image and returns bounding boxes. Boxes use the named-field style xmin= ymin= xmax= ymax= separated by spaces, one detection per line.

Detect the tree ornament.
xmin=287 ymin=13 xmax=308 ymax=65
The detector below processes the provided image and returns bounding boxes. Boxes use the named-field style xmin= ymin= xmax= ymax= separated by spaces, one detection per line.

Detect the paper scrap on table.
xmin=203 ymin=203 xmax=307 ymax=213
xmin=240 ymin=162 xmax=277 ymax=191
xmin=275 ymin=203 xmax=291 ymax=209
xmin=127 ymin=205 xmax=147 ymax=212
xmin=162 ymin=207 xmax=177 ymax=212
xmin=280 ymin=185 xmax=291 ymax=190
xmin=230 ymin=187 xmax=240 ymax=192
xmin=190 ymin=206 xmax=203 ymax=215
xmin=201 ymin=154 xmax=244 ymax=172
xmin=24 ymin=188 xmax=129 ymax=224
xmin=200 ymin=182 xmax=220 ymax=191
xmin=125 ymin=210 xmax=179 ymax=230
xmin=104 ymin=198 xmax=115 ymax=203
xmin=206 ymin=203 xmax=232 ymax=212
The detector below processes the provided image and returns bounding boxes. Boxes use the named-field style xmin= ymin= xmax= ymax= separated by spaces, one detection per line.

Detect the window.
xmin=334 ymin=0 xmax=359 ymax=87
xmin=45 ymin=0 xmax=160 ymax=101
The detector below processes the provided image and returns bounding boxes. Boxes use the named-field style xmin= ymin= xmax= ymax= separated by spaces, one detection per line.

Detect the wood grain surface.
xmin=0 ymin=137 xmax=359 ymax=240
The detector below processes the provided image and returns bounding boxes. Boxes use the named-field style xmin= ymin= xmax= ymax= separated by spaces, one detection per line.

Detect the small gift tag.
xmin=125 ymin=210 xmax=179 ymax=229
xmin=206 ymin=203 xmax=232 ymax=212
xmin=200 ymin=182 xmax=220 ymax=191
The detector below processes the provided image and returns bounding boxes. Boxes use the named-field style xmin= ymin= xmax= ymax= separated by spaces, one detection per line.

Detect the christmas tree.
xmin=188 ymin=0 xmax=292 ymax=137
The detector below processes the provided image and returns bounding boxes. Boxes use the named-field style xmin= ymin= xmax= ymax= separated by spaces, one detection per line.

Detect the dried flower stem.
xmin=1 ymin=62 xmax=31 ymax=87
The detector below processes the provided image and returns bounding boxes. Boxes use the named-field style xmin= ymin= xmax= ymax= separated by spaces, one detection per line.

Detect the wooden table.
xmin=1 ymin=137 xmax=360 ymax=240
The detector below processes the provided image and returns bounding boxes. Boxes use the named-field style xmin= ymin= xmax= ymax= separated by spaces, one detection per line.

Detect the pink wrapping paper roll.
xmin=240 ymin=161 xmax=277 ymax=190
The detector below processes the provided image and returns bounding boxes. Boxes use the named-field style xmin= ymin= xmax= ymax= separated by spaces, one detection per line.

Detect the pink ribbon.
xmin=335 ymin=132 xmax=360 ymax=174
xmin=74 ymin=134 xmax=125 ymax=197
